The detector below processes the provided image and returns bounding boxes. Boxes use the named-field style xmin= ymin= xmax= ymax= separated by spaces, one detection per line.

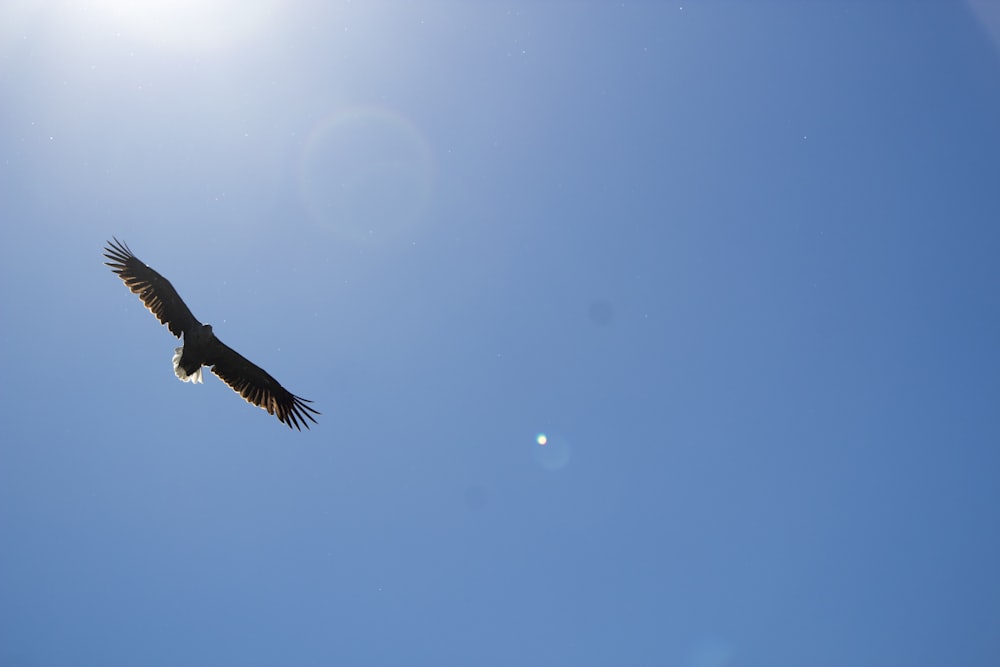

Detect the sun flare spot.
xmin=532 ymin=433 xmax=570 ymax=470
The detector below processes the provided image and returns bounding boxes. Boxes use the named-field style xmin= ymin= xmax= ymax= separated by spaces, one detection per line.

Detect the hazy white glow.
xmin=84 ymin=0 xmax=281 ymax=53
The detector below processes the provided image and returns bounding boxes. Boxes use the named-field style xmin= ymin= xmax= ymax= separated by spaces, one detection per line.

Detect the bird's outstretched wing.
xmin=104 ymin=238 xmax=200 ymax=338
xmin=207 ymin=337 xmax=321 ymax=430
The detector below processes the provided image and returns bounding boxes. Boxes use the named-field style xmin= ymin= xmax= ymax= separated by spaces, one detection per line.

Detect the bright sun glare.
xmin=88 ymin=0 xmax=281 ymax=52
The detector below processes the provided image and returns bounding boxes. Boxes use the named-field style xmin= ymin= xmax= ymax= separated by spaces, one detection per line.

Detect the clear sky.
xmin=2 ymin=2 xmax=999 ymax=665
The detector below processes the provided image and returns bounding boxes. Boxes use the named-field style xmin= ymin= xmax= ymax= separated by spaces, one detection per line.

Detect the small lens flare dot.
xmin=532 ymin=433 xmax=570 ymax=470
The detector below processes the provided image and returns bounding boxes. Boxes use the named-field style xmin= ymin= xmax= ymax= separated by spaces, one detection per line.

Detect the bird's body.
xmin=104 ymin=238 xmax=319 ymax=430
xmin=173 ymin=323 xmax=214 ymax=383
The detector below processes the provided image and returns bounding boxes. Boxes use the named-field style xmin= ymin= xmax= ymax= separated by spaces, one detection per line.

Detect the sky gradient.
xmin=2 ymin=2 xmax=1000 ymax=666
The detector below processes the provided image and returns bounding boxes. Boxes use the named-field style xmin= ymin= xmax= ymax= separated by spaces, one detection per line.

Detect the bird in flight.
xmin=104 ymin=238 xmax=320 ymax=430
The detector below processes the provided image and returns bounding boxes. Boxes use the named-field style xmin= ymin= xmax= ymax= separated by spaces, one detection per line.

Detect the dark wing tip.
xmin=103 ymin=237 xmax=135 ymax=272
xmin=281 ymin=395 xmax=321 ymax=431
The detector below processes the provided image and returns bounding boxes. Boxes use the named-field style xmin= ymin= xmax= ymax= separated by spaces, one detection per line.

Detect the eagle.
xmin=104 ymin=238 xmax=320 ymax=430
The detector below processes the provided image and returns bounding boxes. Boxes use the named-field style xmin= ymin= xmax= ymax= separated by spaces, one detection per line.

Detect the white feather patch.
xmin=173 ymin=346 xmax=203 ymax=384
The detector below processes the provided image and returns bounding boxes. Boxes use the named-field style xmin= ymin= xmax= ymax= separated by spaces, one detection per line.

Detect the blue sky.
xmin=2 ymin=2 xmax=1000 ymax=665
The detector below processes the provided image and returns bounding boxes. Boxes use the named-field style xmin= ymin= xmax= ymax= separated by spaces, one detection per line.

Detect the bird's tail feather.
xmin=173 ymin=346 xmax=203 ymax=384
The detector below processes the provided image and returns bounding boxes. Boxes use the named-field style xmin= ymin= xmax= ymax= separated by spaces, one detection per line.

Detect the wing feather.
xmin=104 ymin=238 xmax=199 ymax=337
xmin=207 ymin=338 xmax=320 ymax=430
